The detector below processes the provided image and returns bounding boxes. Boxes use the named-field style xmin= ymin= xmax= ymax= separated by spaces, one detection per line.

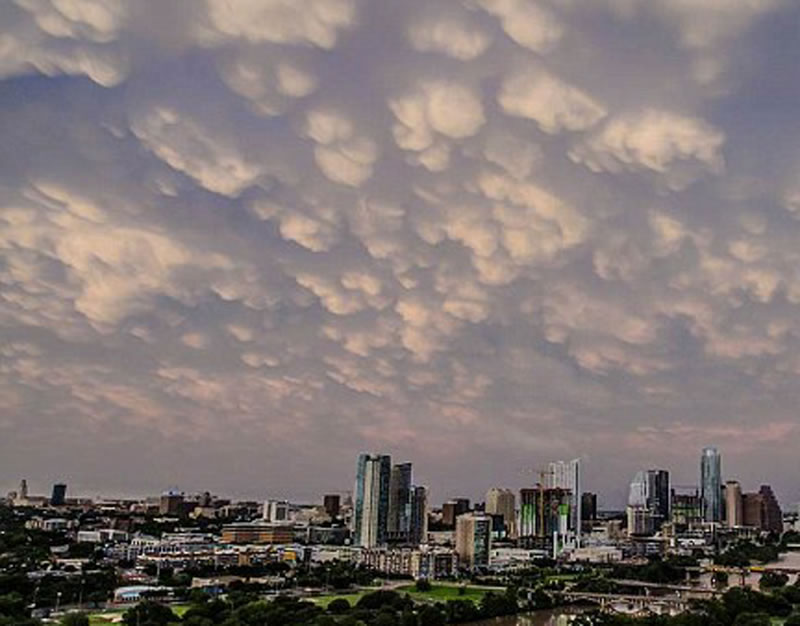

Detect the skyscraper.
xmin=159 ymin=491 xmax=184 ymax=516
xmin=647 ymin=470 xmax=670 ymax=523
xmin=486 ymin=488 xmax=516 ymax=538
xmin=627 ymin=469 xmax=670 ymax=534
xmin=759 ymin=485 xmax=783 ymax=534
xmin=387 ymin=462 xmax=412 ymax=540
xmin=323 ymin=494 xmax=341 ymax=519
xmin=409 ymin=485 xmax=428 ymax=545
xmin=547 ymin=459 xmax=582 ymax=544
xmin=263 ymin=500 xmax=290 ymax=522
xmin=50 ymin=483 xmax=67 ymax=507
xmin=354 ymin=454 xmax=391 ymax=547
xmin=725 ymin=481 xmax=743 ymax=528
xmin=518 ymin=486 xmax=571 ymax=547
xmin=519 ymin=488 xmax=538 ymax=539
xmin=671 ymin=488 xmax=702 ymax=530
xmin=441 ymin=498 xmax=470 ymax=527
xmin=455 ymin=513 xmax=492 ymax=570
xmin=581 ymin=492 xmax=598 ymax=527
xmin=627 ymin=471 xmax=653 ymax=536
xmin=628 ymin=471 xmax=648 ymax=508
xmin=701 ymin=447 xmax=722 ymax=523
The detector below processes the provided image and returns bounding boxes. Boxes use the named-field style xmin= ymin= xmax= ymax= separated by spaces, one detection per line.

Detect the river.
xmin=467 ymin=608 xmax=587 ymax=626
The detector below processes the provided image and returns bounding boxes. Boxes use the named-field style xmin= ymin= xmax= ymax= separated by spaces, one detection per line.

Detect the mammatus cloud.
xmin=498 ymin=69 xmax=607 ymax=134
xmin=569 ymin=109 xmax=725 ymax=190
xmin=1 ymin=0 xmax=800 ymax=506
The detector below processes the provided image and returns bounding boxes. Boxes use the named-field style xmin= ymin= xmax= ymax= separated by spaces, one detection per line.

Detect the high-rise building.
xmin=627 ymin=472 xmax=654 ymax=536
xmin=409 ymin=485 xmax=428 ymax=545
xmin=725 ymin=481 xmax=743 ymax=528
xmin=647 ymin=470 xmax=670 ymax=523
xmin=387 ymin=463 xmax=413 ymax=540
xmin=486 ymin=488 xmax=516 ymax=538
xmin=159 ymin=491 xmax=184 ymax=516
xmin=19 ymin=479 xmax=28 ymax=500
xmin=759 ymin=485 xmax=783 ymax=534
xmin=519 ymin=488 xmax=538 ymax=539
xmin=701 ymin=447 xmax=722 ymax=523
xmin=628 ymin=472 xmax=648 ymax=508
xmin=354 ymin=454 xmax=391 ymax=547
xmin=581 ymin=492 xmax=598 ymax=524
xmin=50 ymin=483 xmax=67 ymax=507
xmin=263 ymin=500 xmax=290 ymax=522
xmin=455 ymin=513 xmax=492 ymax=570
xmin=547 ymin=459 xmax=582 ymax=544
xmin=627 ymin=505 xmax=654 ymax=536
xmin=628 ymin=469 xmax=670 ymax=532
xmin=518 ymin=486 xmax=571 ymax=547
xmin=671 ymin=488 xmax=702 ymax=530
xmin=742 ymin=492 xmax=765 ymax=529
xmin=323 ymin=494 xmax=341 ymax=519
xmin=442 ymin=498 xmax=470 ymax=528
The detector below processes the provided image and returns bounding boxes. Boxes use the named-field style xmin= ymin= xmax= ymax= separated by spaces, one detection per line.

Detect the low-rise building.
xmin=568 ymin=546 xmax=623 ymax=563
xmin=221 ymin=523 xmax=295 ymax=545
xmin=359 ymin=547 xmax=456 ymax=579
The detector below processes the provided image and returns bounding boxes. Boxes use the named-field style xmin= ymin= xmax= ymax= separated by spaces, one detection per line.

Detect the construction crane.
xmin=519 ymin=465 xmax=552 ymax=537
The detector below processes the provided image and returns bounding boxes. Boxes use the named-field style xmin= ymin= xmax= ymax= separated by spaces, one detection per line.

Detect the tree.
xmin=445 ymin=599 xmax=480 ymax=623
xmin=374 ymin=609 xmax=398 ymax=626
xmin=784 ymin=615 xmax=800 ymax=626
xmin=732 ymin=613 xmax=771 ymax=626
xmin=60 ymin=614 xmax=90 ymax=626
xmin=759 ymin=571 xmax=789 ymax=590
xmin=355 ymin=590 xmax=402 ymax=611
xmin=327 ymin=598 xmax=351 ymax=614
xmin=122 ymin=601 xmax=178 ymax=626
xmin=415 ymin=579 xmax=432 ymax=592
xmin=417 ymin=604 xmax=445 ymax=626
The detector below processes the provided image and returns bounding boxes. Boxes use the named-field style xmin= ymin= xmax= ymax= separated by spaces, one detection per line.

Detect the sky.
xmin=2 ymin=0 xmax=800 ymax=510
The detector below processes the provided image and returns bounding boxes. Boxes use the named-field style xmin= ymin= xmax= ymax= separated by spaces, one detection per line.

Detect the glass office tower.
xmin=700 ymin=447 xmax=722 ymax=523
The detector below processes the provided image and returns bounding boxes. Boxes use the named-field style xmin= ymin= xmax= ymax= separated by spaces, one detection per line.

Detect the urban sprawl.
xmin=3 ymin=447 xmax=800 ymax=625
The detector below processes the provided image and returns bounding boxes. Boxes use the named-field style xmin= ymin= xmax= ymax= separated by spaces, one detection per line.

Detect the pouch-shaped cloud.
xmin=498 ymin=69 xmax=606 ymax=134
xmin=389 ymin=80 xmax=485 ymax=171
xmin=218 ymin=54 xmax=317 ymax=116
xmin=478 ymin=0 xmax=563 ymax=53
xmin=569 ymin=109 xmax=725 ymax=190
xmin=407 ymin=13 xmax=491 ymax=60
xmin=131 ymin=107 xmax=263 ymax=197
xmin=304 ymin=109 xmax=378 ymax=186
xmin=0 ymin=0 xmax=128 ymax=85
xmin=0 ymin=196 xmax=235 ymax=329
xmin=201 ymin=0 xmax=357 ymax=49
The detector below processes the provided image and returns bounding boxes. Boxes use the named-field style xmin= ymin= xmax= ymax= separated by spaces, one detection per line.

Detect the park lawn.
xmin=88 ymin=604 xmax=189 ymax=624
xmin=396 ymin=583 xmax=494 ymax=604
xmin=88 ymin=611 xmax=124 ymax=625
xmin=310 ymin=592 xmax=366 ymax=609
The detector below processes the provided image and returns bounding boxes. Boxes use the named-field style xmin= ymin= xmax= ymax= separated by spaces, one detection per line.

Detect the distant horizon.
xmin=3 ymin=1 xmax=800 ymax=512
xmin=5 ymin=447 xmax=798 ymax=512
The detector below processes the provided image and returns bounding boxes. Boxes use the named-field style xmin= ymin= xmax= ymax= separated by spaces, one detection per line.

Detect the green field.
xmin=396 ymin=583 xmax=495 ymax=603
xmin=309 ymin=592 xmax=367 ymax=608
xmin=309 ymin=583 xmax=498 ymax=610
xmin=88 ymin=604 xmax=189 ymax=624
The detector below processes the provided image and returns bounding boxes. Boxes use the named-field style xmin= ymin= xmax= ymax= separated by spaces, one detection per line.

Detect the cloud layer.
xmin=1 ymin=0 xmax=800 ymax=506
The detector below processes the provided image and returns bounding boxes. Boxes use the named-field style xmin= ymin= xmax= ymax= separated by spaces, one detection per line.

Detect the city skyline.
xmin=3 ymin=1 xmax=800 ymax=508
xmin=5 ymin=445 xmax=795 ymax=516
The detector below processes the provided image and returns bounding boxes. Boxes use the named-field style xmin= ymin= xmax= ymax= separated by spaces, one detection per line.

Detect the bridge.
xmin=610 ymin=579 xmax=719 ymax=596
xmin=555 ymin=590 xmax=690 ymax=616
